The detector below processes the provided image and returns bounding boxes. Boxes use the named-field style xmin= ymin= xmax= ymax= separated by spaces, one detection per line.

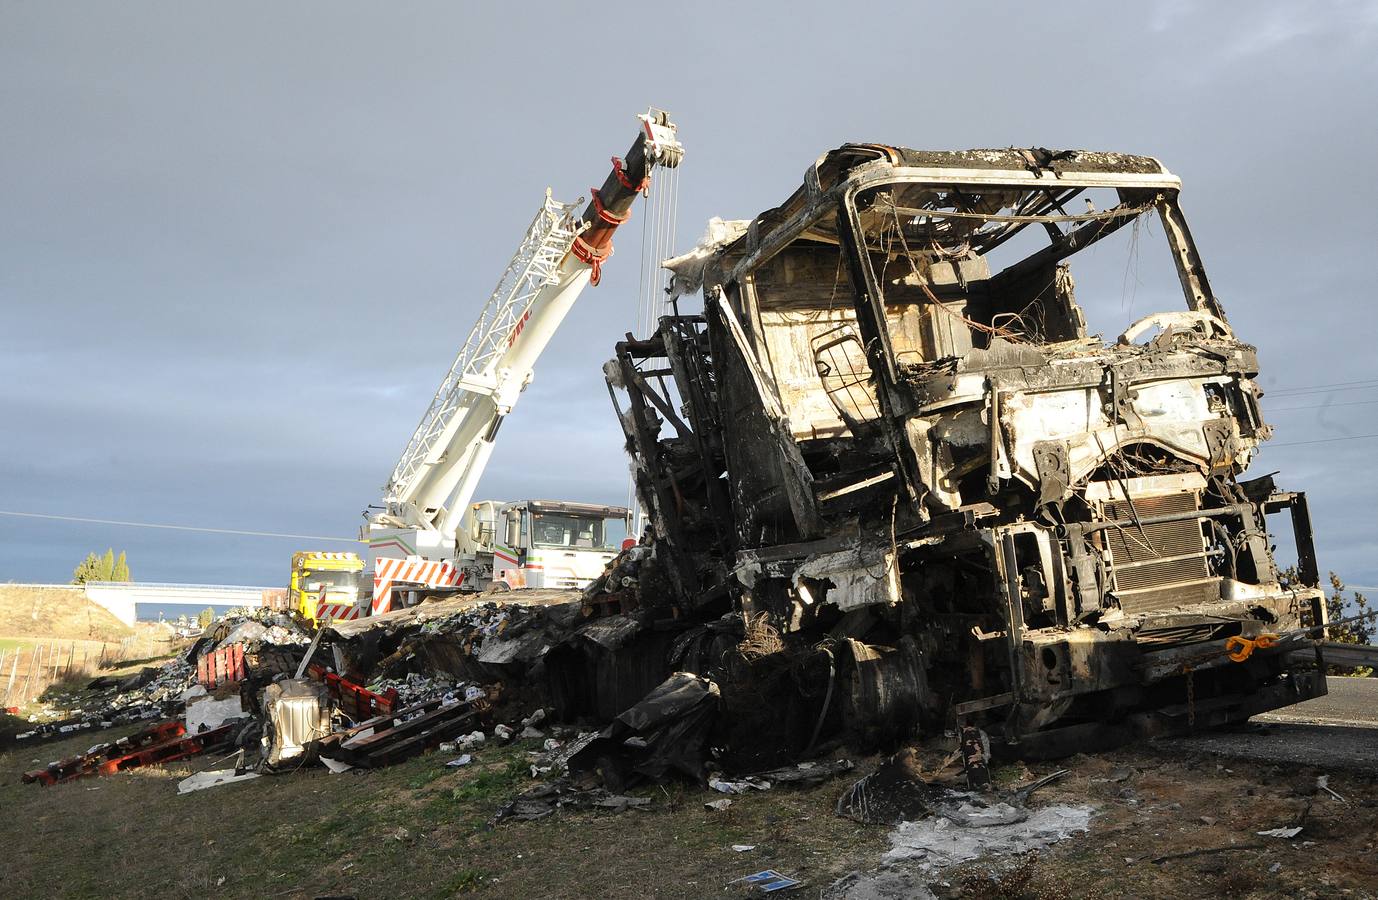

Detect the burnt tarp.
xmin=545 ymin=615 xmax=679 ymax=722
xmin=568 ymin=672 xmax=720 ymax=785
xmin=327 ymin=594 xmax=580 ymax=686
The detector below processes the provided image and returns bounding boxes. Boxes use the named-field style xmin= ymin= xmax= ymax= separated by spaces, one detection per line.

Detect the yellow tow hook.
xmin=1225 ymin=633 xmax=1279 ymax=662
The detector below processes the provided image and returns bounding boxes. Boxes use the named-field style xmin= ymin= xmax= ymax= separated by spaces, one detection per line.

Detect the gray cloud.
xmin=3 ymin=1 xmax=1375 ymax=590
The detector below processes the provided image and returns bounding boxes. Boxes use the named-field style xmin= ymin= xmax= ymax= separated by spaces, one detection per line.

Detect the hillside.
xmin=0 ymin=585 xmax=133 ymax=643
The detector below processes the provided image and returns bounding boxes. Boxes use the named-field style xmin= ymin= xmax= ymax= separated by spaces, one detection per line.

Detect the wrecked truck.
xmin=604 ymin=145 xmax=1327 ymax=758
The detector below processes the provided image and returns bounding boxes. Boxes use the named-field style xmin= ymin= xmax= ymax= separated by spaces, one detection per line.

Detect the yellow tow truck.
xmin=290 ymin=551 xmax=366 ymax=626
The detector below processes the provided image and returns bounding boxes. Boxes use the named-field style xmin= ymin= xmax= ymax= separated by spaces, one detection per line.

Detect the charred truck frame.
xmin=606 ymin=145 xmax=1327 ymax=757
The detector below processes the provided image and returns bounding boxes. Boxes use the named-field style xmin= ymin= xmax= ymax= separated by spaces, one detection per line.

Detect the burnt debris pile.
xmin=19 ymin=145 xmax=1344 ymax=813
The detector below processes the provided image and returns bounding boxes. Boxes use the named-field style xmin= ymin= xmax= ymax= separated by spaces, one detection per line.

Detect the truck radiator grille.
xmin=1102 ymin=491 xmax=1216 ymax=615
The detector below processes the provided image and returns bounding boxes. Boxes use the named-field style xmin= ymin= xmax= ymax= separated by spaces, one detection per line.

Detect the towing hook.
xmin=1225 ymin=633 xmax=1279 ymax=663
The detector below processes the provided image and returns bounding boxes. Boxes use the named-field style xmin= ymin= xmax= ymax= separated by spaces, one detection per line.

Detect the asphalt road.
xmin=1170 ymin=676 xmax=1378 ymax=771
xmin=1256 ymin=674 xmax=1378 ymax=728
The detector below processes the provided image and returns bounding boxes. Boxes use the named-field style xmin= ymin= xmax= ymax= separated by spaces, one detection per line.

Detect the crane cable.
xmin=626 ymin=150 xmax=681 ymax=534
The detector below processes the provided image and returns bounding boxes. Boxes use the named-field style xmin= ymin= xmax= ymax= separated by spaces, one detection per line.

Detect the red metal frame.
xmin=307 ymin=664 xmax=398 ymax=720
xmin=22 ymin=720 xmax=234 ymax=786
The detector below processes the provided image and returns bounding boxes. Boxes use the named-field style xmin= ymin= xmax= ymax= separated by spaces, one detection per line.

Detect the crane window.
xmin=531 ymin=513 xmax=609 ymax=549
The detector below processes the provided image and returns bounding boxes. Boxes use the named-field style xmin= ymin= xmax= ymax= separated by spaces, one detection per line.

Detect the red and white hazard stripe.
xmin=371 ymin=556 xmax=463 ymax=615
xmin=315 ymin=600 xmax=365 ymax=622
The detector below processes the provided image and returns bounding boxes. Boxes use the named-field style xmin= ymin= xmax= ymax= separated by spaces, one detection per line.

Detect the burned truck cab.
xmin=609 ymin=144 xmax=1326 ymax=756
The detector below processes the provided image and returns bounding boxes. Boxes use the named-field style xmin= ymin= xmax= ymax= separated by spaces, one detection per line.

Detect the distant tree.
xmin=1325 ymin=572 xmax=1375 ymax=676
xmin=99 ymin=548 xmax=116 ymax=581
xmin=71 ymin=552 xmax=102 ymax=584
xmin=197 ymin=606 xmax=216 ymax=629
xmin=112 ymin=551 xmax=132 ymax=582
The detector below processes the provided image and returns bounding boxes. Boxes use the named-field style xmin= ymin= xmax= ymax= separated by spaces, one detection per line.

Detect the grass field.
xmin=6 ymin=718 xmax=1377 ymax=899
xmin=2 ymin=728 xmax=885 ymax=899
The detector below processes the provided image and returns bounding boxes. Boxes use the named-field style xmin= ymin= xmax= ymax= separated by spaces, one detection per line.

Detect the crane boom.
xmin=382 ymin=190 xmax=584 ymax=526
xmin=367 ymin=110 xmax=681 ymax=580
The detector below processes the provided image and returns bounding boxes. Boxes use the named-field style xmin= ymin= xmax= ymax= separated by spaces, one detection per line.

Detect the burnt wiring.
xmin=1206 ymin=517 xmax=1237 ymax=579
xmin=881 ymin=198 xmax=1024 ymax=343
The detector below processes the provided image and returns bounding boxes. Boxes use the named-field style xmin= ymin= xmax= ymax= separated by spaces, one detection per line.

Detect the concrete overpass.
xmin=81 ymin=581 xmax=278 ymax=626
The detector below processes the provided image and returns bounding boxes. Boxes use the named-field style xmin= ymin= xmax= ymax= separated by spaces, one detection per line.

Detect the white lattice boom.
xmin=383 ymin=191 xmax=583 ymax=510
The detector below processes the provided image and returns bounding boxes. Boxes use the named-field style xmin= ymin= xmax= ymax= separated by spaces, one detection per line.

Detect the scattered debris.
xmin=261 ymin=679 xmax=331 ymax=767
xmin=568 ymin=672 xmax=719 ymax=788
xmin=494 ymin=780 xmax=653 ymax=822
xmin=184 ymin=690 xmax=248 ymax=734
xmin=710 ymin=775 xmax=772 ymax=794
xmin=1257 ymin=826 xmax=1304 ymax=839
xmin=731 ymin=870 xmax=801 ymax=893
xmin=446 ymin=754 xmax=473 ymax=768
xmin=1151 ymin=842 xmax=1267 ymax=864
xmin=318 ymin=698 xmax=483 ymax=769
xmin=177 ymin=768 xmax=262 ymax=794
xmin=747 ymin=759 xmax=855 ymax=786
xmin=705 ymin=798 xmax=733 ymax=811
xmin=1317 ymin=774 xmax=1345 ymax=802
xmin=837 ymin=750 xmax=945 ymax=826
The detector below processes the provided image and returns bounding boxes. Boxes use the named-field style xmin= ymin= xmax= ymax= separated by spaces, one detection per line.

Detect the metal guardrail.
xmin=1 ymin=583 xmax=84 ymax=590
xmin=84 ymin=581 xmax=278 ymax=592
xmin=1290 ymin=641 xmax=1378 ymax=669
xmin=6 ymin=582 xmax=277 ymax=592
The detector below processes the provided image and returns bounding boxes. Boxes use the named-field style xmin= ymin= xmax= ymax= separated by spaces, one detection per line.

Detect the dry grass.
xmin=0 ymin=731 xmax=884 ymax=899
xmin=0 ymin=587 xmax=180 ymax=710
xmin=0 ymin=586 xmax=132 ymax=643
xmin=4 ymin=725 xmax=1377 ymax=899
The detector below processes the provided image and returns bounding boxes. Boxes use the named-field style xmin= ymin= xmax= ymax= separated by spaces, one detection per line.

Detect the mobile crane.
xmin=353 ymin=110 xmax=683 ymax=617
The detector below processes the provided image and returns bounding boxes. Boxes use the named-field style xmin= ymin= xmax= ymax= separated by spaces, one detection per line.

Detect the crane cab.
xmin=491 ymin=500 xmax=630 ymax=590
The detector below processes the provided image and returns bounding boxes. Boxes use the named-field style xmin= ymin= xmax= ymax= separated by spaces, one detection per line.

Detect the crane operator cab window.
xmin=532 ymin=513 xmax=608 ymax=549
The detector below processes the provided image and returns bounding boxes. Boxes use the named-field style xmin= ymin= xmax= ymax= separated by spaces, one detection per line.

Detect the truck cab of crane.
xmin=492 ymin=500 xmax=630 ymax=590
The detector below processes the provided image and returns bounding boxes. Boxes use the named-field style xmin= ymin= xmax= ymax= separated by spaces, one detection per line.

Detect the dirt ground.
xmin=4 ymin=720 xmax=1376 ymax=900
xmin=949 ymin=744 xmax=1378 ymax=899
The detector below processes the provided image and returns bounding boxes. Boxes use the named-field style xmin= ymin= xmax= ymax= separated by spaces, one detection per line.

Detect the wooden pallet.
xmin=318 ymin=698 xmax=480 ymax=768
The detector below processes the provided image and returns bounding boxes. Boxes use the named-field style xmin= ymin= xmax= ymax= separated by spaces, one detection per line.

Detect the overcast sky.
xmin=3 ymin=1 xmax=1376 ymax=590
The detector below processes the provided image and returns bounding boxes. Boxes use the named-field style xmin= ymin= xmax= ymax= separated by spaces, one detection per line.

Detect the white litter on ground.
xmin=884 ymin=803 xmax=1094 ymax=868
xmin=177 ymin=769 xmax=261 ymax=794
xmin=824 ymin=803 xmax=1094 ymax=899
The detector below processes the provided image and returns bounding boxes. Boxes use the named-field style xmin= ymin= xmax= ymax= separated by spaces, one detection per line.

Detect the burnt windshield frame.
xmin=839 ymin=173 xmax=1223 ymax=374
